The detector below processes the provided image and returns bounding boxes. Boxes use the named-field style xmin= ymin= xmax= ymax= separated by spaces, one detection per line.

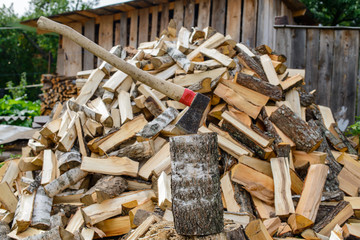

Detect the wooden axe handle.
xmin=37 ymin=16 xmax=195 ymax=106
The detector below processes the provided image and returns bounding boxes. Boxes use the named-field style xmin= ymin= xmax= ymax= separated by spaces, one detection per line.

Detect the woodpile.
xmin=40 ymin=74 xmax=77 ymax=115
xmin=1 ymin=20 xmax=360 ymax=239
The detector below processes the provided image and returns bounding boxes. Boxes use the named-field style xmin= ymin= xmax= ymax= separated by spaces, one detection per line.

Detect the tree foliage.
xmin=0 ymin=3 xmax=46 ymax=100
xmin=0 ymin=0 xmax=98 ymax=101
xmin=300 ymin=0 xmax=360 ymax=26
xmin=25 ymin=0 xmax=98 ymax=19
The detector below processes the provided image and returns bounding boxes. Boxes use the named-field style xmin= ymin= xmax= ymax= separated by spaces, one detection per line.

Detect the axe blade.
xmin=175 ymin=93 xmax=210 ymax=134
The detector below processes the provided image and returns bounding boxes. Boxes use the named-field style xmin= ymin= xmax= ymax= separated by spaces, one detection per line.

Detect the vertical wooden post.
xmin=84 ymin=19 xmax=95 ymax=70
xmin=151 ymin=6 xmax=159 ymax=40
xmin=120 ymin=12 xmax=128 ymax=47
xmin=139 ymin=8 xmax=149 ymax=43
xmin=63 ymin=22 xmax=82 ymax=76
xmin=130 ymin=10 xmax=139 ymax=48
xmin=226 ymin=0 xmax=241 ymax=42
xmin=174 ymin=0 xmax=184 ymax=33
xmin=184 ymin=0 xmax=195 ymax=30
xmin=197 ymin=0 xmax=211 ymax=29
xmin=211 ymin=0 xmax=226 ymax=34
xmin=160 ymin=3 xmax=169 ymax=32
xmin=242 ymin=0 xmax=257 ymax=47
xmin=170 ymin=133 xmax=223 ymax=236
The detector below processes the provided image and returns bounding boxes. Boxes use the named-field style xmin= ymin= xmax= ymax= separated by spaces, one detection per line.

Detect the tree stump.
xmin=170 ymin=133 xmax=223 ymax=236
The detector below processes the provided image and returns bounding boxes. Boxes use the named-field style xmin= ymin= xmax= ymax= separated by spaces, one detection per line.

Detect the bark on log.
xmin=235 ymin=73 xmax=283 ymax=101
xmin=235 ymin=48 xmax=268 ymax=82
xmin=298 ymin=87 xmax=315 ymax=107
xmin=51 ymin=204 xmax=78 ymax=219
xmin=233 ymin=184 xmax=255 ymax=216
xmin=321 ymin=190 xmax=344 ymax=202
xmin=306 ymin=105 xmax=347 ymax=151
xmin=269 ymin=105 xmax=322 ymax=152
xmin=0 ymin=221 xmax=10 ymax=240
xmin=167 ymin=45 xmax=194 ymax=73
xmin=225 ymin=224 xmax=248 ymax=240
xmin=68 ymin=100 xmax=101 ymax=123
xmin=331 ymin=123 xmax=357 ymax=155
xmin=260 ymin=108 xmax=282 ymax=147
xmin=315 ymin=204 xmax=336 ymax=225
xmin=44 ymin=167 xmax=88 ymax=198
xmin=144 ymin=96 xmax=164 ymax=117
xmin=313 ymin=200 xmax=353 ymax=235
xmin=24 ymin=173 xmax=42 ymax=194
xmin=318 ymin=121 xmax=347 ymax=151
xmin=307 ymin=120 xmax=341 ymax=192
xmin=108 ymin=140 xmax=155 ymax=161
xmin=275 ymin=143 xmax=291 ymax=158
xmin=31 ymin=186 xmax=53 ymax=230
xmin=81 ymin=175 xmax=128 ymax=204
xmin=57 ymin=150 xmax=81 ymax=172
xmin=137 ymin=107 xmax=179 ymax=141
xmin=221 ymin=120 xmax=272 ymax=160
xmin=220 ymin=151 xmax=238 ymax=173
xmin=170 ymin=133 xmax=223 ymax=236
xmin=23 ymin=226 xmax=73 ymax=240
xmin=50 ymin=211 xmax=66 ymax=229
xmin=150 ymin=55 xmax=175 ymax=70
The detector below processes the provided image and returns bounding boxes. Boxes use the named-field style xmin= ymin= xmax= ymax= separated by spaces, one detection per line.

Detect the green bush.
xmin=347 ymin=117 xmax=360 ymax=137
xmin=0 ymin=95 xmax=41 ymax=127
xmin=6 ymin=72 xmax=27 ymax=99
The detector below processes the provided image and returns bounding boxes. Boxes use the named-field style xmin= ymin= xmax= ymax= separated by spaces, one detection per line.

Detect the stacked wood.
xmin=2 ymin=21 xmax=360 ymax=239
xmin=40 ymin=74 xmax=77 ymax=115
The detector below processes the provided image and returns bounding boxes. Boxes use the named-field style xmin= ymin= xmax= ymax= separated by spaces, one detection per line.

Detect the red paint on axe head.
xmin=179 ymin=88 xmax=196 ymax=106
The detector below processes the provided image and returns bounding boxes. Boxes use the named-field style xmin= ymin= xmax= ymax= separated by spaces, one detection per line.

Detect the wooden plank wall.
xmin=275 ymin=26 xmax=360 ymax=129
xmin=58 ymin=0 xmax=295 ymax=76
xmin=63 ymin=22 xmax=82 ymax=77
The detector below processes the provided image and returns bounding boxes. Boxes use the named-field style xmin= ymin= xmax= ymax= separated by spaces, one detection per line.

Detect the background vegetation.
xmin=0 ymin=0 xmax=98 ymax=101
xmin=0 ymin=0 xmax=98 ymax=126
xmin=300 ymin=0 xmax=360 ymax=26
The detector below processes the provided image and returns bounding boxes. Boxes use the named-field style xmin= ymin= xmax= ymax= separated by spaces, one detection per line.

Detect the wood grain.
xmin=63 ymin=22 xmax=82 ymax=76
xmin=198 ymin=0 xmax=211 ymax=29
xmin=83 ymin=19 xmax=95 ymax=70
xmin=151 ymin=6 xmax=159 ymax=40
xmin=211 ymin=0 xmax=226 ymax=34
xmin=226 ymin=0 xmax=241 ymax=42
xmin=139 ymin=8 xmax=149 ymax=44
xmin=130 ymin=10 xmax=139 ymax=48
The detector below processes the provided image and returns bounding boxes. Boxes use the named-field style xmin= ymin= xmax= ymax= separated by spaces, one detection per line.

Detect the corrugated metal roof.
xmin=0 ymin=116 xmax=28 ymax=122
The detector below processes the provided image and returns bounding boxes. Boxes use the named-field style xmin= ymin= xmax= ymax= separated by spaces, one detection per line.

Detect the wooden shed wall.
xmin=57 ymin=0 xmax=294 ymax=76
xmin=275 ymin=26 xmax=360 ymax=129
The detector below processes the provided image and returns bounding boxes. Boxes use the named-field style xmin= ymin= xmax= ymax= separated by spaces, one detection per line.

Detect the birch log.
xmin=57 ymin=150 xmax=81 ymax=172
xmin=0 ymin=221 xmax=10 ymax=240
xmin=44 ymin=167 xmax=88 ymax=198
xmin=23 ymin=226 xmax=73 ymax=240
xmin=81 ymin=176 xmax=128 ymax=204
xmin=31 ymin=186 xmax=53 ymax=230
xmin=170 ymin=133 xmax=223 ymax=235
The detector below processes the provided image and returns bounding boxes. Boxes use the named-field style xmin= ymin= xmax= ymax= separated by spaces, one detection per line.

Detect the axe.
xmin=37 ymin=16 xmax=209 ymax=134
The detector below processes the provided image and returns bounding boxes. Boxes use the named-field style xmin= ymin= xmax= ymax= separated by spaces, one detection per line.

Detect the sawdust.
xmin=138 ymin=221 xmax=184 ymax=240
xmin=137 ymin=220 xmax=237 ymax=240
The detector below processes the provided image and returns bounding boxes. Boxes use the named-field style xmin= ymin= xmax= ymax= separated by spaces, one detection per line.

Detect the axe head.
xmin=175 ymin=93 xmax=210 ymax=134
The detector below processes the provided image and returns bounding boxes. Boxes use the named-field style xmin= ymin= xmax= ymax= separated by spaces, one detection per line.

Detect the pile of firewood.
xmin=1 ymin=20 xmax=360 ymax=240
xmin=40 ymin=74 xmax=77 ymax=115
